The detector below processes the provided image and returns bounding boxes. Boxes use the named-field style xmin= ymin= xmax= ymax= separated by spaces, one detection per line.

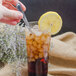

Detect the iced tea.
xmin=26 ymin=28 xmax=50 ymax=76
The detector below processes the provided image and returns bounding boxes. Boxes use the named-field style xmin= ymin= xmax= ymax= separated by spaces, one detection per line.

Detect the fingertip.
xmin=22 ymin=4 xmax=26 ymax=11
xmin=23 ymin=6 xmax=26 ymax=11
xmin=16 ymin=19 xmax=20 ymax=23
xmin=10 ymin=21 xmax=18 ymax=25
xmin=19 ymin=1 xmax=26 ymax=11
xmin=18 ymin=12 xmax=23 ymax=19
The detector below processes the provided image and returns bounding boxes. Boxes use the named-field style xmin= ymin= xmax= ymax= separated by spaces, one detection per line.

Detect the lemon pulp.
xmin=38 ymin=11 xmax=62 ymax=35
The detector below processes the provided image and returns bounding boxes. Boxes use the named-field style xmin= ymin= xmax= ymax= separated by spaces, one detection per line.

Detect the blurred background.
xmin=21 ymin=0 xmax=76 ymax=34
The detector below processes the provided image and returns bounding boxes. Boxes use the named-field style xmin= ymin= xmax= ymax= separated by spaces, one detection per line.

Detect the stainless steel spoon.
xmin=16 ymin=3 xmax=32 ymax=32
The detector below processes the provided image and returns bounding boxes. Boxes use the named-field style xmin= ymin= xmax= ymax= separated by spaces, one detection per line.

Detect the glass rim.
xmin=25 ymin=21 xmax=51 ymax=35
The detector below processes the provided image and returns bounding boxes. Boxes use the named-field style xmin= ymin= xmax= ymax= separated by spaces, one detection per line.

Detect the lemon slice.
xmin=38 ymin=11 xmax=62 ymax=35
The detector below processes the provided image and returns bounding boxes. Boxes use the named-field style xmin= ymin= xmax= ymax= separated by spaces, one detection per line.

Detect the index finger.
xmin=3 ymin=0 xmax=26 ymax=11
xmin=18 ymin=1 xmax=26 ymax=11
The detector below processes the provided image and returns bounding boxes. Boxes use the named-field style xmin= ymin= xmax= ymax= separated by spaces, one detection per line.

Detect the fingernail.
xmin=17 ymin=19 xmax=20 ymax=23
xmin=18 ymin=13 xmax=23 ymax=19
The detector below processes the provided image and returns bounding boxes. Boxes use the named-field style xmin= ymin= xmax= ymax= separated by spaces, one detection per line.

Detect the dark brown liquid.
xmin=28 ymin=58 xmax=48 ymax=76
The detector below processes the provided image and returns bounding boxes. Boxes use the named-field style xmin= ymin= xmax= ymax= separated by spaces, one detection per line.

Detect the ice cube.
xmin=31 ymin=28 xmax=42 ymax=36
xmin=33 ymin=25 xmax=38 ymax=29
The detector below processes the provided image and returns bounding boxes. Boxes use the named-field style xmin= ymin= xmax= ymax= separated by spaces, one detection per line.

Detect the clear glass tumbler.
xmin=25 ymin=25 xmax=51 ymax=76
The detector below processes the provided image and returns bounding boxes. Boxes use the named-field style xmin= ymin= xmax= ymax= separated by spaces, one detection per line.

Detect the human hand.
xmin=0 ymin=0 xmax=26 ymax=25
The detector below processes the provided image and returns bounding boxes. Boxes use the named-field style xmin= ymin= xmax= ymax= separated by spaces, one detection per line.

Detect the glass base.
xmin=28 ymin=58 xmax=48 ymax=76
xmin=28 ymin=72 xmax=47 ymax=76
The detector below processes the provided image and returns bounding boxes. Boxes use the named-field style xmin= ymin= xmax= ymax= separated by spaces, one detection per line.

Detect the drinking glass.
xmin=25 ymin=23 xmax=51 ymax=76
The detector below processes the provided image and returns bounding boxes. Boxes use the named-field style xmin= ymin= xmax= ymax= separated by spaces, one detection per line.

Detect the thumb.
xmin=3 ymin=5 xmax=23 ymax=19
